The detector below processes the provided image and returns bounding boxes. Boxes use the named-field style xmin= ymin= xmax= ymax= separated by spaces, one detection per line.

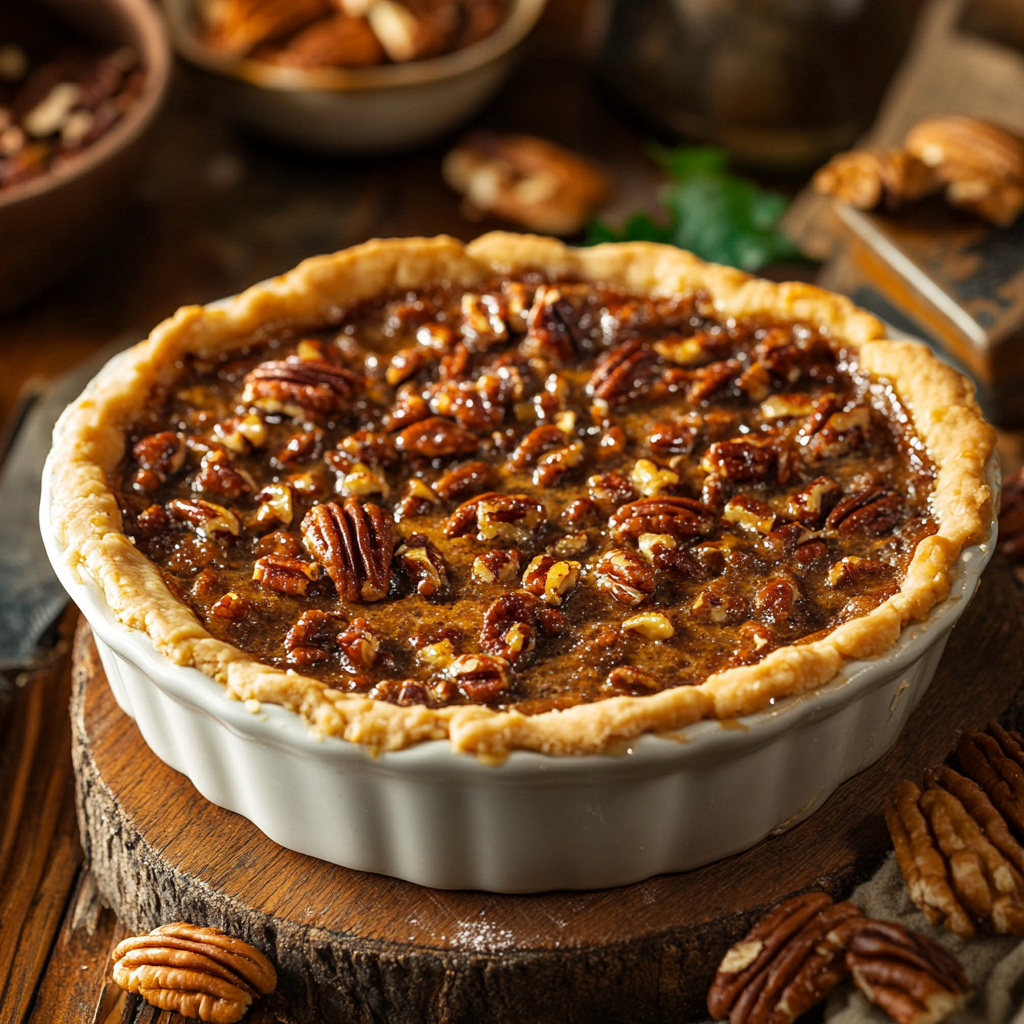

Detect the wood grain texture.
xmin=70 ymin=560 xmax=1024 ymax=1024
xmin=0 ymin=609 xmax=83 ymax=1024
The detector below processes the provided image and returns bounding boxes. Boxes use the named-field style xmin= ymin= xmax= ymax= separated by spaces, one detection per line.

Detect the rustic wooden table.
xmin=1 ymin=7 xmax=1020 ymax=1022
xmin=0 ymin=14 xmax=662 ymax=1022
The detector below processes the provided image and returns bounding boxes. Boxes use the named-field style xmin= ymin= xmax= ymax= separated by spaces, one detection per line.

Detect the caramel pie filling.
xmin=114 ymin=276 xmax=937 ymax=715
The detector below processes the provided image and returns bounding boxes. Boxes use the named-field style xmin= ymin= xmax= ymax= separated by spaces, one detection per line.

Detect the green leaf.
xmin=587 ymin=144 xmax=807 ymax=272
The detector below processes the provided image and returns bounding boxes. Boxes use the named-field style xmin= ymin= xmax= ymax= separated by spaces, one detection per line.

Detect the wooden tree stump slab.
xmin=71 ymin=560 xmax=1024 ymax=1024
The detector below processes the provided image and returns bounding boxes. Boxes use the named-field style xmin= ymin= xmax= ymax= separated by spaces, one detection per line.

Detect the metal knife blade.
xmin=0 ymin=338 xmax=135 ymax=685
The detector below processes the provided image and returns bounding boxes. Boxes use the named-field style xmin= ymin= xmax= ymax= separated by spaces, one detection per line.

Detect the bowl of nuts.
xmin=161 ymin=0 xmax=547 ymax=153
xmin=0 ymin=0 xmax=170 ymax=313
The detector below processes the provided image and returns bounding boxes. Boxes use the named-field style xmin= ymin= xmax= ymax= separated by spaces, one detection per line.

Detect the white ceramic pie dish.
xmin=40 ymin=346 xmax=999 ymax=891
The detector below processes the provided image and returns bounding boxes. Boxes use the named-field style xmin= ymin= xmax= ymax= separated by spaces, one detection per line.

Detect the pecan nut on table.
xmin=887 ymin=721 xmax=1024 ymax=937
xmin=114 ymin=276 xmax=939 ymax=715
xmin=707 ymin=892 xmax=971 ymax=1024
xmin=111 ymin=922 xmax=276 ymax=1023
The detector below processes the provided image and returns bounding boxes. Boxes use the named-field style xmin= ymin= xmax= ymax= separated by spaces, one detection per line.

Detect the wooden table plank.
xmin=0 ymin=609 xmax=83 ymax=1024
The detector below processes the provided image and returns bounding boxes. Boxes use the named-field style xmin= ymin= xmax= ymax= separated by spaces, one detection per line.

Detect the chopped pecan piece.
xmin=168 ymin=498 xmax=240 ymax=537
xmin=845 ymin=920 xmax=972 ymax=1024
xmin=724 ymin=496 xmax=776 ymax=535
xmin=448 ymin=653 xmax=511 ymax=703
xmin=807 ymin=406 xmax=872 ymax=460
xmin=394 ymin=415 xmax=478 ymax=459
xmin=472 ymin=549 xmax=521 ymax=584
xmin=386 ymin=346 xmax=433 ymax=386
xmin=459 ymin=292 xmax=508 ymax=351
xmin=395 ymin=478 xmax=440 ymax=520
xmin=284 ymin=609 xmax=347 ymax=666
xmin=648 ymin=420 xmax=696 ymax=456
xmin=510 ymin=424 xmax=570 ymax=469
xmin=480 ymin=591 xmax=565 ymax=663
xmin=787 ymin=476 xmax=841 ymax=525
xmin=301 ymin=499 xmax=395 ymax=602
xmin=593 ymin=549 xmax=656 ymax=607
xmin=703 ymin=439 xmax=778 ymax=483
xmin=605 ymin=665 xmax=659 ymax=693
xmin=533 ymin=441 xmax=584 ymax=487
xmin=252 ymin=484 xmax=294 ymax=529
xmin=622 ymin=611 xmax=674 ymax=640
xmin=133 ymin=431 xmax=186 ymax=480
xmin=395 ymin=534 xmax=449 ymax=597
xmin=561 ymin=497 xmax=598 ymax=528
xmin=336 ymin=617 xmax=379 ymax=666
xmin=610 ymin=497 xmax=717 ymax=545
xmin=707 ymin=893 xmax=861 ymax=1024
xmin=522 ymin=555 xmax=580 ymax=606
xmin=654 ymin=330 xmax=731 ymax=366
xmin=433 ymin=460 xmax=493 ymax=501
xmin=242 ymin=357 xmax=364 ymax=418
xmin=135 ymin=504 xmax=171 ymax=538
xmin=193 ymin=450 xmax=253 ymax=499
xmin=213 ymin=414 xmax=266 ymax=454
xmin=826 ymin=487 xmax=904 ymax=536
xmin=755 ymin=576 xmax=802 ymax=626
xmin=691 ymin=579 xmax=749 ymax=626
xmin=111 ymin=921 xmax=276 ymax=1024
xmin=522 ymin=284 xmax=589 ymax=364
xmin=274 ymin=429 xmax=323 ymax=469
xmin=335 ymin=430 xmax=397 ymax=466
xmin=445 ymin=492 xmax=546 ymax=544
xmin=253 ymin=554 xmax=319 ymax=596
xmin=828 ymin=556 xmax=893 ymax=588
xmin=687 ymin=359 xmax=741 ymax=403
xmin=630 ymin=458 xmax=679 ymax=498
xmin=210 ymin=592 xmax=252 ymax=622
xmin=813 ymin=147 xmax=939 ymax=210
xmin=586 ymin=338 xmax=657 ymax=403
xmin=588 ymin=471 xmax=636 ymax=512
xmin=384 ymin=383 xmax=431 ymax=431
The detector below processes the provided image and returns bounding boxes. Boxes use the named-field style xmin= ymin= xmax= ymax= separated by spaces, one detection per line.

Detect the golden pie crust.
xmin=49 ymin=233 xmax=996 ymax=757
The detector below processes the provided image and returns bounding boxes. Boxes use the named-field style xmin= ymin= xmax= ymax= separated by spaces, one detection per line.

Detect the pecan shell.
xmin=301 ymin=499 xmax=395 ymax=602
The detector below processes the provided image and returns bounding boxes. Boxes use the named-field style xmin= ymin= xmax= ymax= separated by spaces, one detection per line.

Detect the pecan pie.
xmin=49 ymin=234 xmax=995 ymax=756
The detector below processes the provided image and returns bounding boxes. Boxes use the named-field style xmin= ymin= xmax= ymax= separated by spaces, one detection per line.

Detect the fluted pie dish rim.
xmin=43 ymin=233 xmax=996 ymax=759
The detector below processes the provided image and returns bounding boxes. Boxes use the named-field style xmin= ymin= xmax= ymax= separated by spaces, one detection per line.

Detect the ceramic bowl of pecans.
xmin=0 ymin=0 xmax=170 ymax=313
xmin=160 ymin=0 xmax=547 ymax=153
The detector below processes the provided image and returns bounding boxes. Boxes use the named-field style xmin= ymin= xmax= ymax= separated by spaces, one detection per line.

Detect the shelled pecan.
xmin=845 ymin=920 xmax=972 ymax=1024
xmin=587 ymin=339 xmax=657 ymax=403
xmin=111 ymin=922 xmax=276 ymax=1024
xmin=610 ymin=496 xmax=716 ymax=544
xmin=448 ymin=653 xmax=511 ymax=703
xmin=707 ymin=892 xmax=862 ymax=1024
xmin=958 ymin=723 xmax=1024 ymax=836
xmin=826 ymin=487 xmax=904 ymax=536
xmin=242 ymin=357 xmax=364 ymax=418
xmin=301 ymin=499 xmax=395 ymax=602
xmin=887 ymin=755 xmax=1024 ymax=937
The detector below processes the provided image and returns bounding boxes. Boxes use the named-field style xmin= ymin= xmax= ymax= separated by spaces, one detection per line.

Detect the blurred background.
xmin=2 ymin=0 xmax=1024 ymax=433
